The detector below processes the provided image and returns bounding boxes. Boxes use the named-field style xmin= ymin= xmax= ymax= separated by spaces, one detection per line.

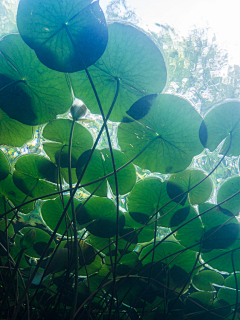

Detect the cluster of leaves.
xmin=0 ymin=0 xmax=240 ymax=319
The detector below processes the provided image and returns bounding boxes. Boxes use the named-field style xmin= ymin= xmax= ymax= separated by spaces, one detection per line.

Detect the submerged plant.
xmin=0 ymin=0 xmax=240 ymax=319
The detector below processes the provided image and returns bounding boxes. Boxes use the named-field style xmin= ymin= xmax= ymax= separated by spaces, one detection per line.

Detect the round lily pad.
xmin=15 ymin=227 xmax=56 ymax=258
xmin=167 ymin=169 xmax=213 ymax=206
xmin=199 ymin=203 xmax=239 ymax=252
xmin=127 ymin=178 xmax=189 ymax=228
xmin=192 ymin=270 xmax=224 ymax=292
xmin=13 ymin=154 xmax=58 ymax=199
xmin=199 ymin=100 xmax=240 ymax=156
xmin=41 ymin=196 xmax=81 ymax=235
xmin=0 ymin=34 xmax=72 ymax=125
xmin=217 ymin=176 xmax=240 ymax=215
xmin=118 ymin=94 xmax=203 ymax=174
xmin=76 ymin=196 xmax=125 ymax=238
xmin=70 ymin=22 xmax=167 ymax=122
xmin=43 ymin=119 xmax=93 ymax=168
xmin=17 ymin=0 xmax=108 ymax=72
xmin=76 ymin=148 xmax=136 ymax=197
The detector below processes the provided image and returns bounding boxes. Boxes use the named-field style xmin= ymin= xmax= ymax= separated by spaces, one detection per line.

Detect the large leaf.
xmin=76 ymin=148 xmax=136 ymax=197
xmin=0 ymin=108 xmax=33 ymax=147
xmin=41 ymin=196 xmax=81 ymax=234
xmin=43 ymin=119 xmax=93 ymax=167
xmin=217 ymin=177 xmax=240 ymax=215
xmin=167 ymin=169 xmax=212 ymax=205
xmin=0 ymin=175 xmax=34 ymax=215
xmin=118 ymin=94 xmax=203 ymax=174
xmin=76 ymin=197 xmax=125 ymax=238
xmin=70 ymin=22 xmax=167 ymax=122
xmin=0 ymin=150 xmax=10 ymax=181
xmin=0 ymin=34 xmax=72 ymax=125
xmin=17 ymin=0 xmax=108 ymax=72
xmin=199 ymin=101 xmax=240 ymax=156
xmin=13 ymin=154 xmax=58 ymax=199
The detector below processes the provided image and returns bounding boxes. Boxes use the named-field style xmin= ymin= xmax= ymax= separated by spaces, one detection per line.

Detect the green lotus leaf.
xmin=15 ymin=227 xmax=56 ymax=258
xmin=167 ymin=169 xmax=212 ymax=206
xmin=0 ymin=175 xmax=34 ymax=215
xmin=0 ymin=34 xmax=72 ymax=125
xmin=13 ymin=154 xmax=58 ymax=199
xmin=41 ymin=196 xmax=81 ymax=234
xmin=0 ymin=150 xmax=9 ymax=181
xmin=76 ymin=197 xmax=125 ymax=238
xmin=171 ymin=206 xmax=203 ymax=252
xmin=199 ymin=101 xmax=240 ymax=156
xmin=118 ymin=94 xmax=203 ymax=174
xmin=76 ymin=148 xmax=136 ymax=197
xmin=0 ymin=108 xmax=33 ymax=147
xmin=17 ymin=0 xmax=108 ymax=72
xmin=199 ymin=203 xmax=239 ymax=252
xmin=217 ymin=177 xmax=240 ymax=215
xmin=43 ymin=119 xmax=93 ymax=168
xmin=127 ymin=178 xmax=189 ymax=228
xmin=70 ymin=22 xmax=167 ymax=122
xmin=192 ymin=270 xmax=224 ymax=292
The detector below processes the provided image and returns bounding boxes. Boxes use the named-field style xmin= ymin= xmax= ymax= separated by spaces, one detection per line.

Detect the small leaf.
xmin=76 ymin=148 xmax=136 ymax=197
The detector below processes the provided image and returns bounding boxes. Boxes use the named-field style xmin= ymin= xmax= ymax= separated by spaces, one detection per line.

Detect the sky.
xmin=100 ymin=0 xmax=240 ymax=65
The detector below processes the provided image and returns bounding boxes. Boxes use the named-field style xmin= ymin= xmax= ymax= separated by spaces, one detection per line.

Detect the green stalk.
xmin=68 ymin=120 xmax=80 ymax=320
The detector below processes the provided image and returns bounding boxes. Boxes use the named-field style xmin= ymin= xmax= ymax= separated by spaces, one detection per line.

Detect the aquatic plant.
xmin=0 ymin=0 xmax=240 ymax=319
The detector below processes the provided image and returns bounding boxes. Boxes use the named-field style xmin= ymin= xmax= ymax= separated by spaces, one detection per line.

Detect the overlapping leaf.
xmin=0 ymin=34 xmax=72 ymax=125
xmin=0 ymin=106 xmax=33 ymax=147
xmin=199 ymin=101 xmax=240 ymax=156
xmin=118 ymin=94 xmax=203 ymax=174
xmin=76 ymin=196 xmax=125 ymax=238
xmin=70 ymin=22 xmax=167 ymax=122
xmin=15 ymin=227 xmax=56 ymax=258
xmin=0 ymin=175 xmax=34 ymax=215
xmin=217 ymin=176 xmax=240 ymax=215
xmin=127 ymin=178 xmax=190 ymax=228
xmin=13 ymin=154 xmax=58 ymax=199
xmin=17 ymin=0 xmax=108 ymax=72
xmin=167 ymin=169 xmax=212 ymax=205
xmin=76 ymin=148 xmax=136 ymax=197
xmin=41 ymin=196 xmax=81 ymax=234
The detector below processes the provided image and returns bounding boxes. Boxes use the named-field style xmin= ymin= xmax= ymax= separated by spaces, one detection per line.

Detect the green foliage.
xmin=0 ymin=0 xmax=240 ymax=319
